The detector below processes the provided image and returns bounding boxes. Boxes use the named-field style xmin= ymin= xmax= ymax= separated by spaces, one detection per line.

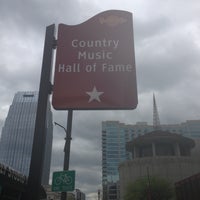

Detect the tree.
xmin=124 ymin=176 xmax=175 ymax=200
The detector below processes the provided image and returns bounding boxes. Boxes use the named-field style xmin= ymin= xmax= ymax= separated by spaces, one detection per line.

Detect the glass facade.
xmin=161 ymin=120 xmax=200 ymax=138
xmin=0 ymin=91 xmax=53 ymax=184
xmin=102 ymin=121 xmax=134 ymax=200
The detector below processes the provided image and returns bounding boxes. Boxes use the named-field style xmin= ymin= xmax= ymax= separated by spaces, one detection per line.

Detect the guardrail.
xmin=0 ymin=163 xmax=27 ymax=184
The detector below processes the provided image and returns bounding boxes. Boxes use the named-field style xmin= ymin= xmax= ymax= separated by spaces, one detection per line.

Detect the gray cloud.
xmin=1 ymin=0 xmax=200 ymax=199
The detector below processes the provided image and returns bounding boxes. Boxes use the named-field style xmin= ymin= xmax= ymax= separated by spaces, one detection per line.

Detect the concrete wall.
xmin=191 ymin=138 xmax=200 ymax=157
xmin=119 ymin=156 xmax=200 ymax=200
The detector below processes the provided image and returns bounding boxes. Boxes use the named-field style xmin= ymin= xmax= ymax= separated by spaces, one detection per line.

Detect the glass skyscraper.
xmin=102 ymin=121 xmax=134 ymax=200
xmin=0 ymin=91 xmax=53 ymax=184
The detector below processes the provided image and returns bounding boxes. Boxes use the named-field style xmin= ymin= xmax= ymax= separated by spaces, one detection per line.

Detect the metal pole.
xmin=147 ymin=167 xmax=151 ymax=200
xmin=55 ymin=109 xmax=73 ymax=200
xmin=22 ymin=24 xmax=55 ymax=200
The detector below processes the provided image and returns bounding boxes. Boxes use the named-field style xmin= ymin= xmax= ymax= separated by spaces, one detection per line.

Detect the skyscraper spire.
xmin=153 ymin=93 xmax=161 ymax=130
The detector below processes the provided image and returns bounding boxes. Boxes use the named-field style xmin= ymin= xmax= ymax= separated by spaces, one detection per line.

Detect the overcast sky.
xmin=0 ymin=0 xmax=200 ymax=199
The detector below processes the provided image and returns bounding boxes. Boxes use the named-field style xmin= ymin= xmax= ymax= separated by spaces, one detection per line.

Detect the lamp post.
xmin=54 ymin=110 xmax=73 ymax=200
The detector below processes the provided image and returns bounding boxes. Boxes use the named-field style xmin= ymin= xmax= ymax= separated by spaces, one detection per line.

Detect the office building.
xmin=102 ymin=121 xmax=135 ymax=200
xmin=102 ymin=119 xmax=200 ymax=200
xmin=0 ymin=91 xmax=53 ymax=184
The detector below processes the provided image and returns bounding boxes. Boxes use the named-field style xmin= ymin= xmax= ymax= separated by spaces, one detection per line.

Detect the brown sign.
xmin=52 ymin=10 xmax=137 ymax=110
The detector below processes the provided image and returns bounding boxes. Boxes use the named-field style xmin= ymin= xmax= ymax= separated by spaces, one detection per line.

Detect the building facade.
xmin=119 ymin=131 xmax=200 ymax=200
xmin=44 ymin=187 xmax=86 ymax=200
xmin=102 ymin=120 xmax=200 ymax=200
xmin=102 ymin=121 xmax=135 ymax=200
xmin=0 ymin=91 xmax=53 ymax=184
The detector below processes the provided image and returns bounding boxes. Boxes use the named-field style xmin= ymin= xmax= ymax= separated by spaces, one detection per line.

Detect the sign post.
xmin=52 ymin=10 xmax=137 ymax=110
xmin=54 ymin=110 xmax=73 ymax=200
xmin=21 ymin=9 xmax=137 ymax=200
xmin=21 ymin=24 xmax=55 ymax=200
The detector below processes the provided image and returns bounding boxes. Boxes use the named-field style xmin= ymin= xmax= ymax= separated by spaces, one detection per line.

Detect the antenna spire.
xmin=153 ymin=94 xmax=161 ymax=130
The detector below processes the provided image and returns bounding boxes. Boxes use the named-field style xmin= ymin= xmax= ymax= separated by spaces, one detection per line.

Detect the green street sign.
xmin=52 ymin=170 xmax=75 ymax=192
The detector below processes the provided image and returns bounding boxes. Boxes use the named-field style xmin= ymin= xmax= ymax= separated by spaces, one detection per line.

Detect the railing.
xmin=0 ymin=163 xmax=27 ymax=184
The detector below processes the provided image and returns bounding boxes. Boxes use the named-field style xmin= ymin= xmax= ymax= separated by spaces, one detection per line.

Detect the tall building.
xmin=102 ymin=121 xmax=135 ymax=200
xmin=0 ymin=91 xmax=53 ymax=184
xmin=103 ymin=120 xmax=200 ymax=141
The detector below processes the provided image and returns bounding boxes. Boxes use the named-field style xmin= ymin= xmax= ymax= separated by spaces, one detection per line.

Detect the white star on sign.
xmin=86 ymin=86 xmax=104 ymax=103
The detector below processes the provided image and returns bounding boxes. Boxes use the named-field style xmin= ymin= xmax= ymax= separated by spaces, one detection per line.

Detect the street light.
xmin=54 ymin=122 xmax=67 ymax=153
xmin=54 ymin=110 xmax=73 ymax=200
